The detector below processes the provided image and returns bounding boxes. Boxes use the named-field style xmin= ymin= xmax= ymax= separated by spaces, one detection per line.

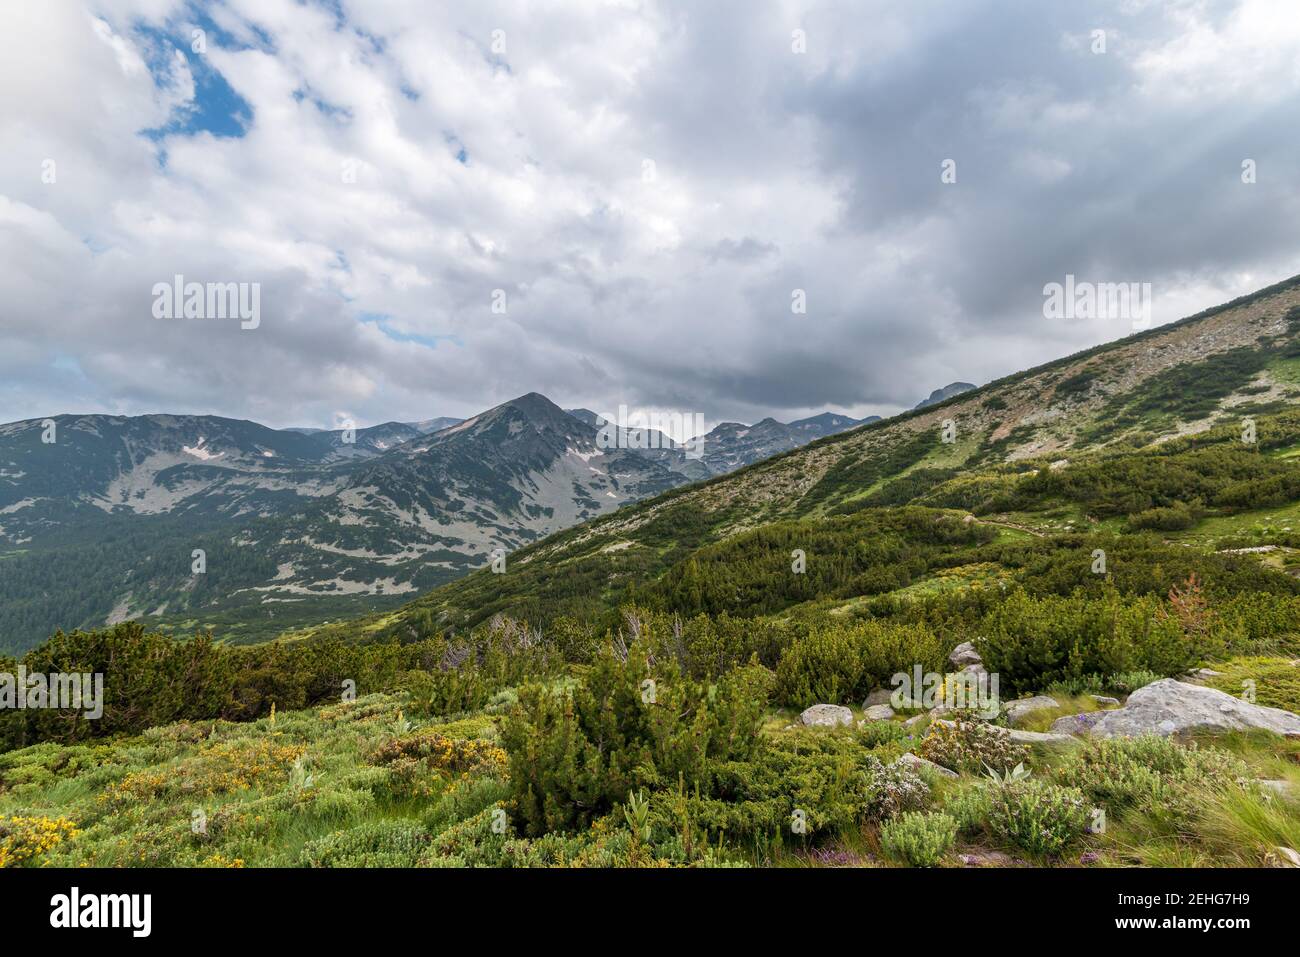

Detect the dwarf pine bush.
xmin=500 ymin=652 xmax=770 ymax=836
xmin=774 ymin=619 xmax=945 ymax=708
xmin=979 ymin=588 xmax=1200 ymax=692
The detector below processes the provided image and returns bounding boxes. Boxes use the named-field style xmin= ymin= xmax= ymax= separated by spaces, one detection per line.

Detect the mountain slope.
xmin=370 ymin=273 xmax=1300 ymax=638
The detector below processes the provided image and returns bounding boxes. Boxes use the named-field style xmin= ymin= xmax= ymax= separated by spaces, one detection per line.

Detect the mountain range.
xmin=0 ymin=392 xmax=886 ymax=650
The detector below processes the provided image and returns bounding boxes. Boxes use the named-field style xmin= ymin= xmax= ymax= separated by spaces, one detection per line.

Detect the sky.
xmin=3 ymin=0 xmax=1300 ymax=435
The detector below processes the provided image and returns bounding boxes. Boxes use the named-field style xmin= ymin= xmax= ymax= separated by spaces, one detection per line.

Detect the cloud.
xmin=2 ymin=0 xmax=1300 ymax=430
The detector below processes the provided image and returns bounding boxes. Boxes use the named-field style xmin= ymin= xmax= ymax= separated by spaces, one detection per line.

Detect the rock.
xmin=895 ymin=752 xmax=958 ymax=779
xmin=862 ymin=704 xmax=895 ymax=721
xmin=863 ymin=688 xmax=895 ymax=707
xmin=948 ymin=641 xmax=982 ymax=669
xmin=1272 ymin=847 xmax=1300 ymax=868
xmin=1004 ymin=696 xmax=1060 ymax=725
xmin=1189 ymin=667 xmax=1226 ymax=681
xmin=903 ymin=714 xmax=928 ymax=729
xmin=1051 ymin=711 xmax=1107 ymax=736
xmin=961 ymin=663 xmax=988 ymax=679
xmin=1006 ymin=729 xmax=1075 ymax=746
xmin=799 ymin=704 xmax=853 ymax=728
xmin=1089 ymin=695 xmax=1121 ymax=706
xmin=931 ymin=718 xmax=1074 ymax=746
xmin=1085 ymin=679 xmax=1300 ymax=740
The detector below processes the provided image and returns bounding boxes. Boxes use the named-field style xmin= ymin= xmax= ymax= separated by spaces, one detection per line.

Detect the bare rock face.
xmin=1004 ymin=696 xmax=1060 ymax=725
xmin=1005 ymin=728 xmax=1075 ymax=746
xmin=948 ymin=641 xmax=983 ymax=669
xmin=864 ymin=688 xmax=895 ymax=707
xmin=894 ymin=752 xmax=958 ymax=779
xmin=1085 ymin=679 xmax=1300 ymax=739
xmin=800 ymin=704 xmax=853 ymax=727
xmin=1051 ymin=711 xmax=1107 ymax=736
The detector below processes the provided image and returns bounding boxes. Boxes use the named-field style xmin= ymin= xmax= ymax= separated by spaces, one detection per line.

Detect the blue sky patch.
xmin=136 ymin=18 xmax=254 ymax=141
xmin=358 ymin=313 xmax=461 ymax=350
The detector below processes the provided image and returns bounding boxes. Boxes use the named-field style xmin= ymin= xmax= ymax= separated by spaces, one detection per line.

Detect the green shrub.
xmin=775 ymin=620 xmax=945 ymax=708
xmin=880 ymin=811 xmax=957 ymax=867
xmin=1044 ymin=674 xmax=1105 ymax=697
xmin=774 ymin=627 xmax=867 ymax=708
xmin=942 ymin=784 xmax=992 ymax=834
xmin=300 ymin=820 xmax=429 ymax=868
xmin=986 ymin=779 xmax=1091 ymax=857
xmin=856 ymin=720 xmax=909 ymax=750
xmin=918 ymin=721 xmax=1029 ymax=774
xmin=1127 ymin=502 xmax=1199 ymax=531
xmin=1054 ymin=736 xmax=1251 ymax=826
xmin=499 ymin=653 xmax=770 ymax=836
xmin=1107 ymin=670 xmax=1160 ymax=694
xmin=979 ymin=588 xmax=1206 ymax=693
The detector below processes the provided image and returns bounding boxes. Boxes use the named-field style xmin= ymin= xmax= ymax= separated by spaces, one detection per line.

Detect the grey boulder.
xmin=894 ymin=752 xmax=958 ymax=779
xmin=800 ymin=704 xmax=854 ymax=728
xmin=1085 ymin=679 xmax=1300 ymax=739
xmin=1051 ymin=711 xmax=1108 ymax=736
xmin=1004 ymin=696 xmax=1060 ymax=725
xmin=863 ymin=688 xmax=895 ymax=707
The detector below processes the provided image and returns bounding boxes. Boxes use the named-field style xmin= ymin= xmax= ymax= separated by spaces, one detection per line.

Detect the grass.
xmin=1168 ymin=502 xmax=1300 ymax=548
xmin=1203 ymin=657 xmax=1300 ymax=712
xmin=1008 ymin=694 xmax=1112 ymax=733
xmin=1266 ymin=355 xmax=1300 ymax=389
xmin=4 ymin=682 xmax=1299 ymax=868
xmin=0 ymin=694 xmax=493 ymax=867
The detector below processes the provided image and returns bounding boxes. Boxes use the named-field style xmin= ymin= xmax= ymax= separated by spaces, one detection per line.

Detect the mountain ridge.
xmin=364 ymin=271 xmax=1300 ymax=639
xmin=0 ymin=391 xmax=871 ymax=649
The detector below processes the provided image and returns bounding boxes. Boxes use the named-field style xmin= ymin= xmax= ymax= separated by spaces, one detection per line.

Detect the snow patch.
xmin=182 ymin=438 xmax=224 ymax=461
